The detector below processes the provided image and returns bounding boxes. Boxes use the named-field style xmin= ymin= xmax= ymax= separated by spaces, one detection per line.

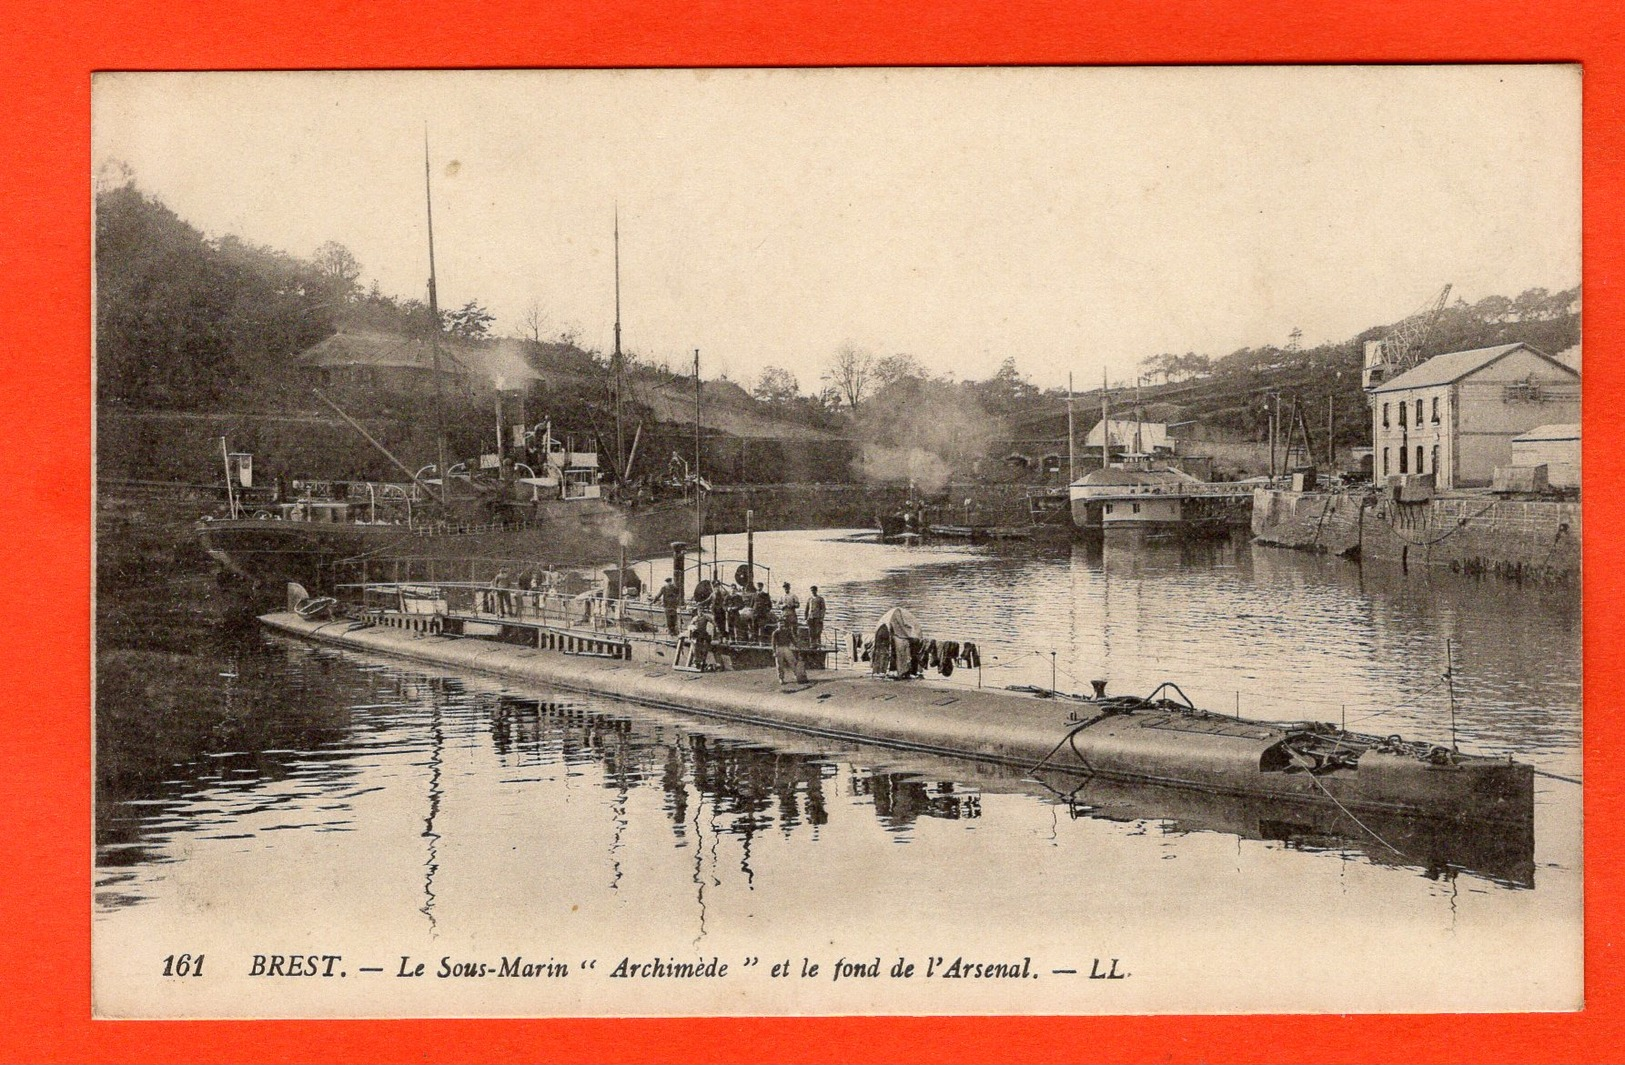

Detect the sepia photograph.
xmin=91 ymin=66 xmax=1581 ymax=1018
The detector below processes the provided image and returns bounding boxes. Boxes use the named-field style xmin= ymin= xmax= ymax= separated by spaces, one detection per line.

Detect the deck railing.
xmin=1071 ymin=481 xmax=1255 ymax=500
xmin=343 ymin=579 xmax=823 ymax=651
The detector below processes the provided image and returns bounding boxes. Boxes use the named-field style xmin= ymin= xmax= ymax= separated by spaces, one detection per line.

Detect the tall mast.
xmin=693 ymin=348 xmax=703 ymax=543
xmin=1100 ymin=368 xmax=1111 ymax=466
xmin=1134 ymin=375 xmax=1143 ymax=458
xmin=1066 ymin=372 xmax=1076 ymax=482
xmin=612 ymin=206 xmax=625 ymax=480
xmin=423 ymin=129 xmax=450 ymax=504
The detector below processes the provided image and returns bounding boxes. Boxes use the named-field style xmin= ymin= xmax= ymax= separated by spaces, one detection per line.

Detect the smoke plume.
xmin=848 ymin=377 xmax=1006 ymax=494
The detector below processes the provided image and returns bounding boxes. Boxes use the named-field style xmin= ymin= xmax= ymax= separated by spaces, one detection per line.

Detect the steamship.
xmin=197 ymin=426 xmax=701 ymax=597
xmin=197 ymin=141 xmax=703 ymax=597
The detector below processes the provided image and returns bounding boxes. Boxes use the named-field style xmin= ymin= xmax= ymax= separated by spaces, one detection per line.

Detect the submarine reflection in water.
xmin=487 ymin=694 xmax=1535 ymax=889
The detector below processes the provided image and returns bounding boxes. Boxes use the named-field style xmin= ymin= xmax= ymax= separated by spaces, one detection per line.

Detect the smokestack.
xmin=745 ymin=510 xmax=754 ymax=588
xmin=671 ymin=541 xmax=688 ymax=601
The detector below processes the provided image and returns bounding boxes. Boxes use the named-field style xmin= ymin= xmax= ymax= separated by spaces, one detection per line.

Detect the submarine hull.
xmin=258 ymin=610 xmax=1533 ymax=834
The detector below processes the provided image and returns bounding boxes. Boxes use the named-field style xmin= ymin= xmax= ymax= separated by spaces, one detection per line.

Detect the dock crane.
xmin=1362 ymin=283 xmax=1453 ymax=393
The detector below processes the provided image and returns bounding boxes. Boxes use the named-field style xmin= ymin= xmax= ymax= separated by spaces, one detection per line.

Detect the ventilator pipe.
xmin=671 ymin=541 xmax=688 ymax=601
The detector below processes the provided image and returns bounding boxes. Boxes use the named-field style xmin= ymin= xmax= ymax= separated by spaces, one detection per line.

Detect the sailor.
xmin=871 ymin=622 xmax=892 ymax=675
xmin=805 ymin=586 xmax=826 ymax=647
xmin=753 ymin=583 xmax=775 ymax=642
xmin=726 ymin=585 xmax=746 ymax=640
xmin=772 ymin=618 xmax=807 ymax=685
xmin=779 ymin=582 xmax=801 ymax=635
xmin=652 ymin=577 xmax=683 ymax=635
xmin=576 ymin=587 xmax=601 ymax=626
xmin=710 ymin=582 xmax=730 ymax=640
xmin=688 ymin=609 xmax=714 ymax=671
xmin=490 ymin=568 xmax=512 ymax=617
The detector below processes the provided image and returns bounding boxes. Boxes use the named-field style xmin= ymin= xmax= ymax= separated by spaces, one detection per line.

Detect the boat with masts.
xmin=198 ymin=142 xmax=700 ymax=596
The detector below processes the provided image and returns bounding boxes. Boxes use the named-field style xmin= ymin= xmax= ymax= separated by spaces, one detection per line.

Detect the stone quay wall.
xmin=1250 ymin=488 xmax=1364 ymax=557
xmin=1361 ymin=496 xmax=1580 ymax=581
xmin=1252 ymin=488 xmax=1580 ymax=581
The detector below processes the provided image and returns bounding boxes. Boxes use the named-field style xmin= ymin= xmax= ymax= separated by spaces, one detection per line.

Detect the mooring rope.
xmin=1288 ymin=750 xmax=1403 ymax=856
xmin=1377 ymin=501 xmax=1501 ymax=548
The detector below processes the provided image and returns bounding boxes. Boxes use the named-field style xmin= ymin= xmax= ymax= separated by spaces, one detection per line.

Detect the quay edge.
xmin=1252 ymin=487 xmax=1580 ymax=581
xmin=259 ymin=611 xmax=1533 ymax=832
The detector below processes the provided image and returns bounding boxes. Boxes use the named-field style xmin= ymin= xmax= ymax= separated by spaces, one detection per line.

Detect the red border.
xmin=3 ymin=1 xmax=1620 ymax=1061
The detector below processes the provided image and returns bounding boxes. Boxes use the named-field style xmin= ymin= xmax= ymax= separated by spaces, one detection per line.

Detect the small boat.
xmin=924 ymin=523 xmax=1035 ymax=543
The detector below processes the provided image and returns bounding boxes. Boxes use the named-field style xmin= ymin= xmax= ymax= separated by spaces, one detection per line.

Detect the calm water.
xmin=93 ymin=531 xmax=1582 ymax=1016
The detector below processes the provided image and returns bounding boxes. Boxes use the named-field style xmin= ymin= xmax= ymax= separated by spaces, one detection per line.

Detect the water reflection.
xmin=777 ymin=530 xmax=1579 ymax=772
xmin=96 ymin=530 xmax=1574 ymax=930
xmin=854 ymin=774 xmax=982 ymax=830
xmin=1038 ymin=770 xmax=1534 ymax=888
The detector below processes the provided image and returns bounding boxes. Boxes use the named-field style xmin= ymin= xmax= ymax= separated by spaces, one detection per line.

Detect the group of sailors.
xmin=657 ymin=577 xmax=827 ymax=683
xmin=482 ymin=566 xmax=563 ymax=617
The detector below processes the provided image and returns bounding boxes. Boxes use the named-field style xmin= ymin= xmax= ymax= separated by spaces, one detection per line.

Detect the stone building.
xmin=1510 ymin=423 xmax=1580 ymax=488
xmin=1367 ymin=342 xmax=1579 ymax=489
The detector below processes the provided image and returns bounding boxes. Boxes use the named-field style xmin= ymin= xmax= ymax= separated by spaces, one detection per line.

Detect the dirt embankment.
xmin=95 ymin=489 xmax=257 ymax=830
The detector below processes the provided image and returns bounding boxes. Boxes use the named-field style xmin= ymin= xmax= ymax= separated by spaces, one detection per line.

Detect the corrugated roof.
xmin=1075 ymin=466 xmax=1199 ymax=487
xmin=1370 ymin=342 xmax=1573 ymax=393
xmin=299 ymin=330 xmax=469 ymax=372
xmin=1511 ymin=423 xmax=1580 ymax=443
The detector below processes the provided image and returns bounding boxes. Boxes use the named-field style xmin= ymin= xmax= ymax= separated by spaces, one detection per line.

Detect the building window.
xmin=1132 ymin=502 xmax=1141 ymax=514
xmin=1382 ymin=403 xmax=1390 ymax=428
xmin=1416 ymin=445 xmax=1424 ymax=473
xmin=1431 ymin=397 xmax=1440 ymax=423
xmin=1415 ymin=399 xmax=1423 ymax=425
xmin=1105 ymin=504 xmax=1113 ymax=514
xmin=1399 ymin=446 xmax=1409 ymax=473
xmin=1431 ymin=444 xmax=1440 ymax=476
xmin=1382 ymin=448 xmax=1390 ymax=476
xmin=1398 ymin=402 xmax=1407 ymax=428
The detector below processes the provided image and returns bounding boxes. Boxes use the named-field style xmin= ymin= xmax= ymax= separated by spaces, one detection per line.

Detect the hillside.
xmin=95 ymin=178 xmax=1578 ymax=486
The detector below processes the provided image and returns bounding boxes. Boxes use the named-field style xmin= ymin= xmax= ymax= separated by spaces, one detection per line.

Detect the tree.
xmin=95 ymin=182 xmax=336 ymax=408
xmin=873 ymin=353 xmax=926 ymax=388
xmin=443 ymin=299 xmax=495 ymax=338
xmin=1511 ymin=287 xmax=1553 ymax=322
xmin=94 ymin=158 xmax=136 ymax=194
xmin=974 ymin=356 xmax=1039 ymax=411
xmin=1140 ymin=352 xmax=1181 ymax=384
xmin=519 ymin=300 xmax=548 ymax=343
xmin=752 ymin=366 xmax=801 ymax=406
xmin=312 ymin=241 xmax=362 ymax=298
xmin=823 ymin=342 xmax=875 ymax=409
xmin=1177 ymin=352 xmax=1213 ymax=379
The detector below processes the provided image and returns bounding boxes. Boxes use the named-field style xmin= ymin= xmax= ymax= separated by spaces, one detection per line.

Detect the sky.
xmin=92 ymin=66 xmax=1580 ymax=391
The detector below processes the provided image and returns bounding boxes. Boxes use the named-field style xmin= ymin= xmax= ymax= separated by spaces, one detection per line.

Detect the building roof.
xmin=1075 ymin=466 xmax=1199 ymax=487
xmin=1370 ymin=342 xmax=1576 ymax=394
xmin=1511 ymin=423 xmax=1580 ymax=443
xmin=298 ymin=330 xmax=548 ymax=388
xmin=1084 ymin=419 xmax=1171 ymax=450
xmin=1553 ymin=345 xmax=1581 ymax=372
xmin=299 ymin=329 xmax=470 ymax=373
